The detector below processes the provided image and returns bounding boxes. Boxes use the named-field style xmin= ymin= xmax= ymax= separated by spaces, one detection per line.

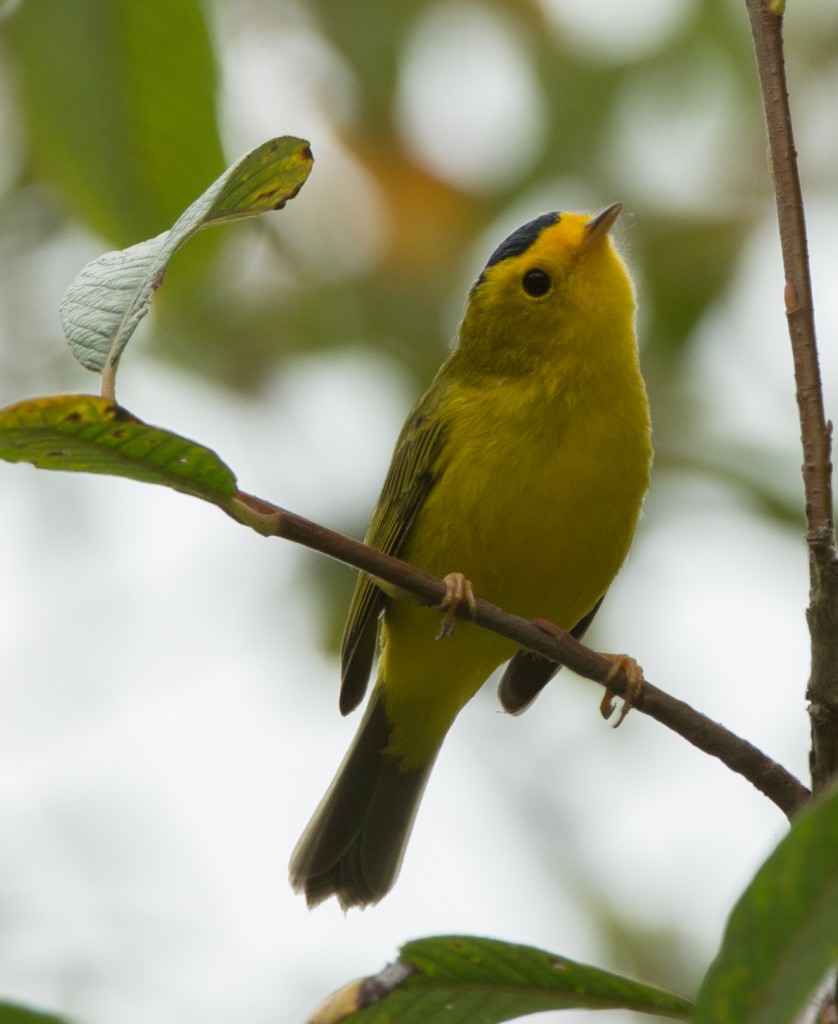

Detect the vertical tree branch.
xmin=745 ymin=0 xmax=838 ymax=795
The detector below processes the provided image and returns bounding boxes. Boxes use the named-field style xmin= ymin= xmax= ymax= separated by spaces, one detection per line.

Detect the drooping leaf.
xmin=0 ymin=394 xmax=236 ymax=504
xmin=58 ymin=137 xmax=313 ymax=384
xmin=306 ymin=935 xmax=693 ymax=1023
xmin=8 ymin=0 xmax=224 ymax=247
xmin=694 ymin=784 xmax=838 ymax=1024
xmin=0 ymin=1001 xmax=71 ymax=1024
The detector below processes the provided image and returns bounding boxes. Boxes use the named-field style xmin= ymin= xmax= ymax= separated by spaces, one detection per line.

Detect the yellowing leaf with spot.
xmin=0 ymin=394 xmax=237 ymax=504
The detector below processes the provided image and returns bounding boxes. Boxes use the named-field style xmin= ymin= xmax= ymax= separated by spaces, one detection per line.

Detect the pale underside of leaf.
xmin=58 ymin=136 xmax=313 ymax=382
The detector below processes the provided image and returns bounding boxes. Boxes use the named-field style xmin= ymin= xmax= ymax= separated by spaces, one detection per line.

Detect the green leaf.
xmin=694 ymin=785 xmax=838 ymax=1024
xmin=0 ymin=1001 xmax=71 ymax=1024
xmin=8 ymin=0 xmax=224 ymax=247
xmin=0 ymin=394 xmax=237 ymax=504
xmin=307 ymin=935 xmax=693 ymax=1023
xmin=58 ymin=137 xmax=313 ymax=387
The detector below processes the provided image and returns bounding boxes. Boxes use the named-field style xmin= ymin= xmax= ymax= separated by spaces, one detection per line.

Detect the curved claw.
xmin=600 ymin=654 xmax=645 ymax=727
xmin=436 ymin=572 xmax=477 ymax=638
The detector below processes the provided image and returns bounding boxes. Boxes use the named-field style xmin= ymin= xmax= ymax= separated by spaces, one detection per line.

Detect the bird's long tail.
xmin=289 ymin=690 xmax=437 ymax=909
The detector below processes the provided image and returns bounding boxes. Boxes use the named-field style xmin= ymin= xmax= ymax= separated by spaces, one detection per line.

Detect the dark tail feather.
xmin=497 ymin=649 xmax=561 ymax=714
xmin=289 ymin=691 xmax=436 ymax=909
xmin=498 ymin=597 xmax=605 ymax=714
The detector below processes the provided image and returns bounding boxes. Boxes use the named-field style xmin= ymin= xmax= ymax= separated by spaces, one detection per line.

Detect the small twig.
xmin=100 ymin=358 xmax=117 ymax=403
xmin=745 ymin=0 xmax=838 ymax=794
xmin=226 ymin=490 xmax=810 ymax=820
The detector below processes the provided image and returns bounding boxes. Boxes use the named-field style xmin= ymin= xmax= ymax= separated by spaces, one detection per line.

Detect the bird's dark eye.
xmin=522 ymin=269 xmax=551 ymax=297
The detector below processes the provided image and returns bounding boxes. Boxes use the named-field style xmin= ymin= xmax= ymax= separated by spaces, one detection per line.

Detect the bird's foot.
xmin=600 ymin=654 xmax=645 ymax=727
xmin=436 ymin=572 xmax=477 ymax=638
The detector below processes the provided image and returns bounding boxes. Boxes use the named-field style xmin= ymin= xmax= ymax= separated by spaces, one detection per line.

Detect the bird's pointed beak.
xmin=584 ymin=203 xmax=623 ymax=246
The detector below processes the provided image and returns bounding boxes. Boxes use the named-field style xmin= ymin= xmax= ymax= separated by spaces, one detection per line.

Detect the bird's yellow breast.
xmin=379 ymin=364 xmax=650 ymax=766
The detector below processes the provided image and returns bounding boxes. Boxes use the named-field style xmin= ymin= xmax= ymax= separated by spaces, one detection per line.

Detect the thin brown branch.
xmin=228 ymin=490 xmax=810 ymax=820
xmin=745 ymin=0 xmax=838 ymax=793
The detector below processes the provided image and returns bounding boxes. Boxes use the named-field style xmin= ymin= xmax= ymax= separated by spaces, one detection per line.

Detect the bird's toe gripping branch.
xmin=436 ymin=572 xmax=477 ymax=638
xmin=600 ymin=653 xmax=645 ymax=727
xmin=531 ymin=616 xmax=645 ymax=727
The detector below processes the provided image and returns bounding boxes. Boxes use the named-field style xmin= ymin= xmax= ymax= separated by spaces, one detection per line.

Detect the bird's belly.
xmin=406 ymin=423 xmax=642 ymax=625
xmin=378 ymin=414 xmax=648 ymax=766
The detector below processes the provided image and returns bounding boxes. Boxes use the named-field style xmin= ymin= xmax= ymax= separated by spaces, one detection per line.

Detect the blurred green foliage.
xmin=0 ymin=1002 xmax=68 ymax=1024
xmin=0 ymin=1 xmax=834 ymax=1018
xmin=7 ymin=0 xmax=224 ymax=247
xmin=1 ymin=0 xmax=831 ymax=626
xmin=1 ymin=0 xmax=830 ymax=651
xmin=2 ymin=0 xmax=826 ymax=416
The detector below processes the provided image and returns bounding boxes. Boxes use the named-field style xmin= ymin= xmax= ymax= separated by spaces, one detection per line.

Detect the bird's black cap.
xmin=477 ymin=212 xmax=561 ymax=284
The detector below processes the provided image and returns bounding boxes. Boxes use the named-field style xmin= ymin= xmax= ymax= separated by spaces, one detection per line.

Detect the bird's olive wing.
xmin=339 ymin=401 xmax=449 ymax=715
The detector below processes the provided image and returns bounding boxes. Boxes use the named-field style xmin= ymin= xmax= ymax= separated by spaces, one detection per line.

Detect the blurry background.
xmin=0 ymin=0 xmax=836 ymax=1021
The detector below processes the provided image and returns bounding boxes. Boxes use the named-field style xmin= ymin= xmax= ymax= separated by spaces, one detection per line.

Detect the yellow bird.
xmin=289 ymin=204 xmax=652 ymax=909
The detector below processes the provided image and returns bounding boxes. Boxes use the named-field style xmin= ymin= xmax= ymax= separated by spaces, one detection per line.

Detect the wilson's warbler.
xmin=290 ymin=205 xmax=652 ymax=909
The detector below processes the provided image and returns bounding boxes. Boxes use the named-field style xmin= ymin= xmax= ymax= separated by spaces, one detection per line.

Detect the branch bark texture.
xmin=229 ymin=491 xmax=810 ymax=820
xmin=745 ymin=0 xmax=838 ymax=794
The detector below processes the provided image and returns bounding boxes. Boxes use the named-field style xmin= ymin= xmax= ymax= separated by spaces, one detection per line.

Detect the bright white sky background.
xmin=1 ymin=0 xmax=837 ymax=1022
